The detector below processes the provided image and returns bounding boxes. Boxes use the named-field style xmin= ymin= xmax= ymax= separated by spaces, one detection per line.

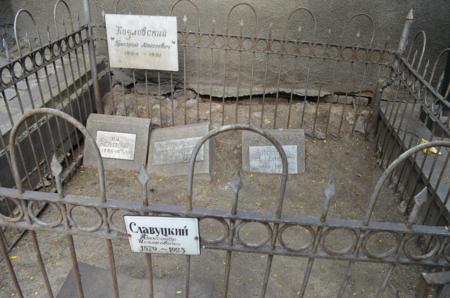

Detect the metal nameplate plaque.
xmin=249 ymin=145 xmax=298 ymax=174
xmin=152 ymin=137 xmax=204 ymax=165
xmin=96 ymin=131 xmax=137 ymax=160
xmin=124 ymin=216 xmax=200 ymax=255
xmin=105 ymin=14 xmax=179 ymax=71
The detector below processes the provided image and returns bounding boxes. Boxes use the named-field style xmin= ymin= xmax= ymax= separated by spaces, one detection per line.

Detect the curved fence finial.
xmin=225 ymin=3 xmax=258 ymax=40
xmin=13 ymin=9 xmax=42 ymax=56
xmin=281 ymin=7 xmax=317 ymax=43
xmin=53 ymin=0 xmax=75 ymax=36
xmin=365 ymin=140 xmax=450 ymax=225
xmin=8 ymin=108 xmax=106 ymax=200
xmin=186 ymin=124 xmax=288 ymax=216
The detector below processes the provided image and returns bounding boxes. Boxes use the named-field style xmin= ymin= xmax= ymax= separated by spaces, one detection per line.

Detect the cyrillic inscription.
xmin=249 ymin=145 xmax=298 ymax=174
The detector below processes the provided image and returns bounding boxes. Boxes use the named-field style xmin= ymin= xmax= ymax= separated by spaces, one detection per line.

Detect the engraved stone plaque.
xmin=242 ymin=129 xmax=305 ymax=175
xmin=153 ymin=137 xmax=204 ymax=165
xmin=147 ymin=123 xmax=212 ymax=178
xmin=96 ymin=131 xmax=136 ymax=160
xmin=249 ymin=145 xmax=298 ymax=174
xmin=105 ymin=14 xmax=178 ymax=71
xmin=83 ymin=114 xmax=151 ymax=171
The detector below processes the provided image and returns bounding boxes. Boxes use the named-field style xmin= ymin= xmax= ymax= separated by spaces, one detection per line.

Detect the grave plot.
xmin=1 ymin=2 xmax=450 ymax=298
xmin=0 ymin=100 xmax=424 ymax=298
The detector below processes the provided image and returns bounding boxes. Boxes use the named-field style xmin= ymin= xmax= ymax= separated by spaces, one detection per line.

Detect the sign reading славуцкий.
xmin=124 ymin=216 xmax=200 ymax=255
xmin=105 ymin=14 xmax=179 ymax=71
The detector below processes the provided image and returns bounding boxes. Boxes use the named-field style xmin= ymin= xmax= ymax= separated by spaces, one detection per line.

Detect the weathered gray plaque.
xmin=105 ymin=14 xmax=178 ymax=71
xmin=83 ymin=114 xmax=151 ymax=171
xmin=242 ymin=129 xmax=305 ymax=174
xmin=96 ymin=131 xmax=136 ymax=160
xmin=147 ymin=122 xmax=212 ymax=178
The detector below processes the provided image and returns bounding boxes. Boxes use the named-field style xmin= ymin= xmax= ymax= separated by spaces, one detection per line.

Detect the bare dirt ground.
xmin=0 ymin=96 xmax=422 ymax=297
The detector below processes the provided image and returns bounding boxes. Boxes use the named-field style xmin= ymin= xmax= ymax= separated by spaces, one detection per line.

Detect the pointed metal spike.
xmin=76 ymin=14 xmax=81 ymax=28
xmin=327 ymin=28 xmax=331 ymax=35
xmin=422 ymin=59 xmax=430 ymax=77
xmin=408 ymin=187 xmax=428 ymax=226
xmin=46 ymin=24 xmax=51 ymax=42
xmin=229 ymin=171 xmax=242 ymax=194
xmin=269 ymin=22 xmax=273 ymax=29
xmin=239 ymin=19 xmax=244 ymax=27
xmin=324 ymin=179 xmax=336 ymax=201
xmin=212 ymin=17 xmax=216 ymax=24
xmin=298 ymin=25 xmax=302 ymax=33
xmin=406 ymin=8 xmax=413 ymax=20
xmin=436 ymin=71 xmax=445 ymax=90
xmin=444 ymin=83 xmax=450 ymax=98
xmin=320 ymin=179 xmax=336 ymax=222
xmin=2 ymin=38 xmax=9 ymax=60
xmin=183 ymin=15 xmax=187 ymax=23
xmin=51 ymin=155 xmax=63 ymax=177
xmin=138 ymin=165 xmax=150 ymax=186
xmin=411 ymin=50 xmax=418 ymax=65
xmin=101 ymin=10 xmax=105 ymax=17
xmin=356 ymin=30 xmax=361 ymax=38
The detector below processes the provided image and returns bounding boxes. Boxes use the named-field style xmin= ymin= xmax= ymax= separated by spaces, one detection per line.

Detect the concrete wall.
xmin=5 ymin=0 xmax=450 ymax=95
xmin=0 ymin=0 xmax=14 ymax=51
xmin=8 ymin=0 xmax=450 ymax=57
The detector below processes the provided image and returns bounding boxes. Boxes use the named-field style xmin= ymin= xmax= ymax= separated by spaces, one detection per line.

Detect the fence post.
xmin=397 ymin=8 xmax=414 ymax=56
xmin=83 ymin=0 xmax=103 ymax=114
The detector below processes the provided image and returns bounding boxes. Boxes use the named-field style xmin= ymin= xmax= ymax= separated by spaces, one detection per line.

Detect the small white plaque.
xmin=249 ymin=145 xmax=298 ymax=174
xmin=105 ymin=14 xmax=178 ymax=71
xmin=96 ymin=131 xmax=136 ymax=160
xmin=124 ymin=216 xmax=200 ymax=255
xmin=153 ymin=137 xmax=204 ymax=165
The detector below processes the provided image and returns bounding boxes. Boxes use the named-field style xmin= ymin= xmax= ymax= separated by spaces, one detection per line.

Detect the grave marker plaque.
xmin=105 ymin=14 xmax=178 ymax=71
xmin=147 ymin=122 xmax=212 ymax=178
xmin=242 ymin=129 xmax=305 ymax=174
xmin=83 ymin=114 xmax=151 ymax=171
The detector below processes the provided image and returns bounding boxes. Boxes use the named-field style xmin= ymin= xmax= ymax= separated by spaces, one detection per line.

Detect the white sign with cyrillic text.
xmin=124 ymin=216 xmax=200 ymax=255
xmin=96 ymin=131 xmax=136 ymax=160
xmin=105 ymin=14 xmax=179 ymax=71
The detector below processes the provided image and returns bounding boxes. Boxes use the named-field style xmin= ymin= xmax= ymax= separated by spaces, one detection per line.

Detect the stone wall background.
xmin=4 ymin=0 xmax=450 ymax=95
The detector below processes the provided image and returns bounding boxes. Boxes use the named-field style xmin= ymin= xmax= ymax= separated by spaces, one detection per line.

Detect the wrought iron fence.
xmin=0 ymin=0 xmax=449 ymax=297
xmin=91 ymin=0 xmax=395 ymax=137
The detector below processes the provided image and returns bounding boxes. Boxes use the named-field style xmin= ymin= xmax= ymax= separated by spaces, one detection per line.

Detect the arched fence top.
xmin=13 ymin=9 xmax=42 ymax=56
xmin=187 ymin=124 xmax=288 ymax=218
xmin=405 ymin=30 xmax=427 ymax=72
xmin=8 ymin=108 xmax=106 ymax=200
xmin=170 ymin=0 xmax=201 ymax=34
xmin=281 ymin=7 xmax=317 ymax=43
xmin=53 ymin=0 xmax=75 ymax=36
xmin=365 ymin=140 xmax=450 ymax=225
xmin=225 ymin=3 xmax=258 ymax=40
xmin=339 ymin=13 xmax=376 ymax=49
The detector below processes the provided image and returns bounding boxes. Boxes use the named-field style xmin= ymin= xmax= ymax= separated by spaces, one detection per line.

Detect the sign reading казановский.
xmin=105 ymin=14 xmax=178 ymax=71
xmin=124 ymin=216 xmax=200 ymax=255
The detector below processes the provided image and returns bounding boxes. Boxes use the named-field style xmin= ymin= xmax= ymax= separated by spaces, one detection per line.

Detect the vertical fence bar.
xmin=223 ymin=173 xmax=241 ymax=297
xmin=83 ymin=0 xmax=103 ymax=113
xmin=52 ymin=156 xmax=84 ymax=298
xmin=138 ymin=166 xmax=154 ymax=298
xmin=0 ymin=229 xmax=23 ymax=297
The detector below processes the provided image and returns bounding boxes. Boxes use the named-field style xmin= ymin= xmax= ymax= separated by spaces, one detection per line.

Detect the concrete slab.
xmin=56 ymin=262 xmax=214 ymax=298
xmin=147 ymin=122 xmax=211 ymax=178
xmin=242 ymin=129 xmax=305 ymax=174
xmin=83 ymin=113 xmax=151 ymax=171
